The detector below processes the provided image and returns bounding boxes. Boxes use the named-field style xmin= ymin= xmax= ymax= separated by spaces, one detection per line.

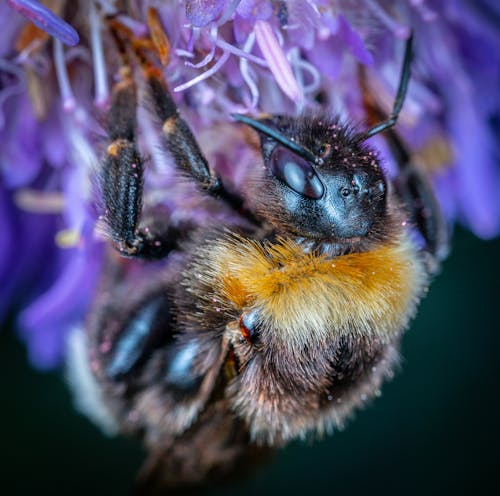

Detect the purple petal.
xmin=285 ymin=0 xmax=320 ymax=51
xmin=185 ymin=0 xmax=227 ymax=27
xmin=236 ymin=0 xmax=273 ymax=20
xmin=0 ymin=3 xmax=24 ymax=57
xmin=233 ymin=13 xmax=254 ymax=45
xmin=254 ymin=20 xmax=303 ymax=104
xmin=40 ymin=111 xmax=68 ymax=169
xmin=0 ymin=191 xmax=59 ymax=322
xmin=0 ymin=95 xmax=42 ymax=188
xmin=447 ymin=97 xmax=500 ymax=238
xmin=337 ymin=15 xmax=374 ymax=66
xmin=18 ymin=238 xmax=102 ymax=369
xmin=417 ymin=22 xmax=500 ymax=237
xmin=6 ymin=0 xmax=79 ymax=46
xmin=306 ymin=37 xmax=344 ymax=81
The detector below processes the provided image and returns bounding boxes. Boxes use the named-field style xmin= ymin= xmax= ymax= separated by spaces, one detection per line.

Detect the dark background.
xmin=1 ymin=226 xmax=499 ymax=496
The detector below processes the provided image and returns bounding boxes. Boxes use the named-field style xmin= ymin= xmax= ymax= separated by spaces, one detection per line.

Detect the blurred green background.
xmin=1 ymin=226 xmax=499 ymax=496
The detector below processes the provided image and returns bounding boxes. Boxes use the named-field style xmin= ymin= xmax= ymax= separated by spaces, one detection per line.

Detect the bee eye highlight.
xmin=239 ymin=310 xmax=260 ymax=345
xmin=270 ymin=146 xmax=324 ymax=199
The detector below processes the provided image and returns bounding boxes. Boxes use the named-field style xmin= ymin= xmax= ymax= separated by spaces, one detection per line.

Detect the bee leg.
xmin=386 ymin=129 xmax=450 ymax=270
xmin=109 ymin=20 xmax=215 ymax=191
xmin=144 ymin=68 xmax=258 ymax=221
xmin=145 ymin=67 xmax=218 ymax=191
xmin=100 ymin=68 xmax=191 ymax=259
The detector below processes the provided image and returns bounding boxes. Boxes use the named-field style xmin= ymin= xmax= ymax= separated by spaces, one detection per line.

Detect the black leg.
xmin=361 ymin=34 xmax=413 ymax=140
xmin=99 ymin=64 xmax=191 ymax=259
xmin=144 ymin=68 xmax=221 ymax=191
xmin=386 ymin=129 xmax=450 ymax=269
xmin=141 ymin=64 xmax=259 ymax=224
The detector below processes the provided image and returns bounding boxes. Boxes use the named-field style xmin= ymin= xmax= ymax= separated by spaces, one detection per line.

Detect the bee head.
xmin=234 ymin=114 xmax=390 ymax=243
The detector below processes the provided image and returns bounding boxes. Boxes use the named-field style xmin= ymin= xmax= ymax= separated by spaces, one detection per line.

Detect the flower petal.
xmin=185 ymin=0 xmax=227 ymax=27
xmin=6 ymin=0 xmax=79 ymax=46
xmin=254 ymin=20 xmax=303 ymax=104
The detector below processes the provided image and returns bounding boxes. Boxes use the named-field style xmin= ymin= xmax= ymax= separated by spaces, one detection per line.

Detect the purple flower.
xmin=1 ymin=0 xmax=499 ymax=369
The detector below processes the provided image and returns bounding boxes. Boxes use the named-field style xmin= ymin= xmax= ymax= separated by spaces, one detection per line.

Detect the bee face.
xmin=246 ymin=116 xmax=388 ymax=241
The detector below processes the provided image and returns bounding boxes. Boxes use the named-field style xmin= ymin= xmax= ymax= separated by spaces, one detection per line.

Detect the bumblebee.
xmin=70 ymin=19 xmax=448 ymax=492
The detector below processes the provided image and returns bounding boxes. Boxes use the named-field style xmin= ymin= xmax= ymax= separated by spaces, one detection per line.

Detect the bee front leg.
xmin=144 ymin=67 xmax=219 ymax=191
xmin=141 ymin=65 xmax=256 ymax=222
xmin=99 ymin=66 xmax=191 ymax=260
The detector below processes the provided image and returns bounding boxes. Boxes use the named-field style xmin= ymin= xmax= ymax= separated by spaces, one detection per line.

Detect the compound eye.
xmin=270 ymin=146 xmax=324 ymax=199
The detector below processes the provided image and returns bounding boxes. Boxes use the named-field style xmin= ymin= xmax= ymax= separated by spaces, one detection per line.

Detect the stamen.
xmin=7 ymin=0 xmax=79 ymax=46
xmin=14 ymin=189 xmax=65 ymax=213
xmin=289 ymin=48 xmax=321 ymax=95
xmin=216 ymin=38 xmax=267 ymax=67
xmin=15 ymin=38 xmax=43 ymax=64
xmin=240 ymin=62 xmax=259 ymax=109
xmin=176 ymin=49 xmax=195 ymax=58
xmin=95 ymin=0 xmax=118 ymax=16
xmin=186 ymin=25 xmax=197 ymax=52
xmin=17 ymin=49 xmax=51 ymax=75
xmin=66 ymin=46 xmax=92 ymax=65
xmin=409 ymin=0 xmax=437 ymax=22
xmin=61 ymin=117 xmax=97 ymax=232
xmin=89 ymin=1 xmax=109 ymax=108
xmin=364 ymin=0 xmax=411 ymax=39
xmin=254 ymin=20 xmax=303 ymax=104
xmin=185 ymin=48 xmax=215 ymax=69
xmin=186 ymin=25 xmax=217 ymax=68
xmin=53 ymin=39 xmax=76 ymax=111
xmin=66 ymin=115 xmax=99 ymax=173
xmin=239 ymin=32 xmax=259 ymax=108
xmin=174 ymin=50 xmax=230 ymax=92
